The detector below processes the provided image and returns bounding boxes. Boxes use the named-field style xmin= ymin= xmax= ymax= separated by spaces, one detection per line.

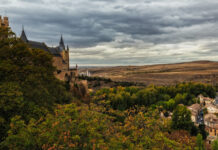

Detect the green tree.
xmin=0 ymin=82 xmax=24 ymax=141
xmin=195 ymin=134 xmax=205 ymax=150
xmin=171 ymin=105 xmax=193 ymax=132
xmin=165 ymin=99 xmax=176 ymax=111
xmin=174 ymin=93 xmax=185 ymax=105
xmin=212 ymin=139 xmax=218 ymax=150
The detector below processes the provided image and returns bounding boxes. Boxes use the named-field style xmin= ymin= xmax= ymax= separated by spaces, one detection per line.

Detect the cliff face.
xmin=70 ymin=80 xmax=90 ymax=102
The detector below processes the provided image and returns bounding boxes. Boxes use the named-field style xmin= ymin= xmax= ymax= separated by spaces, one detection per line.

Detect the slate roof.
xmin=20 ymin=28 xmax=64 ymax=57
xmin=59 ymin=35 xmax=65 ymax=50
xmin=49 ymin=47 xmax=61 ymax=56
xmin=20 ymin=29 xmax=28 ymax=42
xmin=27 ymin=40 xmax=50 ymax=52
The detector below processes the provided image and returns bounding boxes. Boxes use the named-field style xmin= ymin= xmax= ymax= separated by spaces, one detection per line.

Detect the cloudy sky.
xmin=1 ymin=0 xmax=218 ymax=66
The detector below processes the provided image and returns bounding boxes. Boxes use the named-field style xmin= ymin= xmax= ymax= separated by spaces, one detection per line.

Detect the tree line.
xmin=92 ymin=83 xmax=216 ymax=111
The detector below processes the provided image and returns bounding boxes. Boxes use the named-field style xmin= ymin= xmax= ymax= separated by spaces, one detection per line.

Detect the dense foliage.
xmin=79 ymin=75 xmax=112 ymax=83
xmin=171 ymin=105 xmax=193 ymax=132
xmin=92 ymin=83 xmax=216 ymax=111
xmin=196 ymin=134 xmax=205 ymax=150
xmin=79 ymin=75 xmax=144 ymax=88
xmin=212 ymin=139 xmax=218 ymax=150
xmin=1 ymin=104 xmax=197 ymax=150
xmin=0 ymin=27 xmax=72 ymax=142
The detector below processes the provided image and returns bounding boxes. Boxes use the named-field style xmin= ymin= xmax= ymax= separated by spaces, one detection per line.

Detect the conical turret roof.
xmin=59 ymin=34 xmax=65 ymax=50
xmin=20 ymin=26 xmax=28 ymax=42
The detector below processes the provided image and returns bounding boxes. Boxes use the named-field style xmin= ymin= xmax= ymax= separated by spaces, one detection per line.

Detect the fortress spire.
xmin=59 ymin=34 xmax=65 ymax=50
xmin=20 ymin=25 xmax=28 ymax=42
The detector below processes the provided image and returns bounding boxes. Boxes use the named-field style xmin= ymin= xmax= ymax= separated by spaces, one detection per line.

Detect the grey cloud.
xmin=18 ymin=0 xmax=43 ymax=3
xmin=1 ymin=0 xmax=218 ymax=65
xmin=70 ymin=49 xmax=104 ymax=55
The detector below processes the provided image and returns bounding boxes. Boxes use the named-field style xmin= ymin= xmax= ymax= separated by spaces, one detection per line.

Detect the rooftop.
xmin=188 ymin=103 xmax=201 ymax=111
xmin=20 ymin=27 xmax=66 ymax=56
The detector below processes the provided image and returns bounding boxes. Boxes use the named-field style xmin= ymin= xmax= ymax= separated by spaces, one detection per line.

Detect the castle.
xmin=1 ymin=15 xmax=78 ymax=81
xmin=20 ymin=28 xmax=70 ymax=71
xmin=20 ymin=26 xmax=78 ymax=81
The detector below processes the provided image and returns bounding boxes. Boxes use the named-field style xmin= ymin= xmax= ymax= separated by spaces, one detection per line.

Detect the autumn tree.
xmin=1 ymin=104 xmax=192 ymax=150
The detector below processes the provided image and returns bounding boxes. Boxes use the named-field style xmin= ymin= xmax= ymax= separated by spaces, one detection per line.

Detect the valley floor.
xmin=84 ymin=61 xmax=218 ymax=85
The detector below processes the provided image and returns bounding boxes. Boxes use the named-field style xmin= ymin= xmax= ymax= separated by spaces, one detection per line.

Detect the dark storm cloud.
xmin=1 ymin=0 xmax=218 ymax=65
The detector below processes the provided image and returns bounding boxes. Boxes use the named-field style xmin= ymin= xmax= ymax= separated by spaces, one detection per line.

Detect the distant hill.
xmin=85 ymin=61 xmax=218 ymax=85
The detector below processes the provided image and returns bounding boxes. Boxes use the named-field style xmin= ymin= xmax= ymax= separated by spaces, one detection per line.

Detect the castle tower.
xmin=3 ymin=17 xmax=9 ymax=27
xmin=59 ymin=35 xmax=65 ymax=51
xmin=67 ymin=45 xmax=70 ymax=70
xmin=0 ymin=16 xmax=9 ymax=28
xmin=20 ymin=26 xmax=28 ymax=42
xmin=0 ymin=16 xmax=2 ymax=27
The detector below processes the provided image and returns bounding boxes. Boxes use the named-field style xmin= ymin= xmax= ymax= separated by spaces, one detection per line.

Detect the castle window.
xmin=62 ymin=60 xmax=67 ymax=64
xmin=65 ymin=73 xmax=70 ymax=82
xmin=57 ymin=70 xmax=62 ymax=74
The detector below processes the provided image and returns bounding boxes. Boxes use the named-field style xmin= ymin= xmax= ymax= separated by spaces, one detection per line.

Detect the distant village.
xmin=189 ymin=94 xmax=218 ymax=144
xmin=160 ymin=94 xmax=218 ymax=144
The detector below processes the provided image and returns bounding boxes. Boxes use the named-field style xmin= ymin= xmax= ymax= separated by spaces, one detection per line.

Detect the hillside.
xmin=85 ymin=61 xmax=218 ymax=85
xmin=1 ymin=27 xmax=216 ymax=149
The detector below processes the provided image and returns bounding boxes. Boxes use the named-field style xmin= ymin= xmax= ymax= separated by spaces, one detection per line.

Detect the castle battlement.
xmin=0 ymin=16 xmax=9 ymax=27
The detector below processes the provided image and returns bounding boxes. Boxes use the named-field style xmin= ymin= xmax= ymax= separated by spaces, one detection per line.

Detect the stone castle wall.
xmin=0 ymin=16 xmax=9 ymax=27
xmin=53 ymin=56 xmax=69 ymax=71
xmin=53 ymin=53 xmax=78 ymax=82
